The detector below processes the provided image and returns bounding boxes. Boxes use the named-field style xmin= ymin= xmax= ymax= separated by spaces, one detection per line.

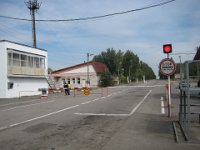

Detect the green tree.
xmin=94 ymin=48 xmax=156 ymax=84
xmin=122 ymin=50 xmax=140 ymax=82
xmin=116 ymin=50 xmax=124 ymax=83
xmin=140 ymin=61 xmax=156 ymax=80
xmin=99 ymin=71 xmax=113 ymax=87
xmin=93 ymin=48 xmax=118 ymax=75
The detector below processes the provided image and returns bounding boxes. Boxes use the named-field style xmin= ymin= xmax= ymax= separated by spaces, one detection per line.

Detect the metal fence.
xmin=179 ymin=60 xmax=200 ymax=141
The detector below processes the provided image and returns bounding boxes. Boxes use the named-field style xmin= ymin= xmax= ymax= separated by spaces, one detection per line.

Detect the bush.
xmin=99 ymin=71 xmax=113 ymax=87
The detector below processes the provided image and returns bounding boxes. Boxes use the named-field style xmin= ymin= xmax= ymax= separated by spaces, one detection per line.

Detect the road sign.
xmin=180 ymin=80 xmax=188 ymax=89
xmin=84 ymin=88 xmax=90 ymax=96
xmin=159 ymin=58 xmax=176 ymax=76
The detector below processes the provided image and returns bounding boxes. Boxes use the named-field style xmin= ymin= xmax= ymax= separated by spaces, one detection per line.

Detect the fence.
xmin=178 ymin=60 xmax=200 ymax=141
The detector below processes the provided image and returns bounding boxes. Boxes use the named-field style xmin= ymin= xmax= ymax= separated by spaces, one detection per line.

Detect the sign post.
xmin=159 ymin=57 xmax=176 ymax=117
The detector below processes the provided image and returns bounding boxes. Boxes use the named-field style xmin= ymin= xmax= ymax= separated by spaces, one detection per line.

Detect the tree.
xmin=116 ymin=50 xmax=124 ymax=84
xmin=93 ymin=48 xmax=119 ymax=75
xmin=140 ymin=61 xmax=156 ymax=80
xmin=94 ymin=48 xmax=156 ymax=84
xmin=122 ymin=50 xmax=140 ymax=82
xmin=48 ymin=67 xmax=53 ymax=74
xmin=99 ymin=71 xmax=113 ymax=87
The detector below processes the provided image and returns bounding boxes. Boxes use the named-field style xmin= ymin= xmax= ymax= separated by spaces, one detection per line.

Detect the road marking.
xmin=81 ymin=101 xmax=92 ymax=105
xmin=0 ymin=88 xmax=138 ymax=131
xmin=75 ymin=90 xmax=152 ymax=117
xmin=129 ymin=90 xmax=152 ymax=115
xmin=74 ymin=113 xmax=129 ymax=117
xmin=0 ymin=105 xmax=79 ymax=131
xmin=92 ymin=98 xmax=100 ymax=102
xmin=109 ymin=85 xmax=164 ymax=88
xmin=0 ymin=100 xmax=55 ymax=112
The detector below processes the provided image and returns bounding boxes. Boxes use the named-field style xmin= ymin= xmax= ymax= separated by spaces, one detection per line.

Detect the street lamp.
xmin=87 ymin=53 xmax=94 ymax=87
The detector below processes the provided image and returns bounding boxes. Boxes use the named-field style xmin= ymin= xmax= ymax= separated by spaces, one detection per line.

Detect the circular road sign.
xmin=84 ymin=88 xmax=90 ymax=96
xmin=159 ymin=58 xmax=176 ymax=76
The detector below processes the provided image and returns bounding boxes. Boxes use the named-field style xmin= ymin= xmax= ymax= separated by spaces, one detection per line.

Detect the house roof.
xmin=51 ymin=61 xmax=108 ymax=75
xmin=193 ymin=48 xmax=200 ymax=60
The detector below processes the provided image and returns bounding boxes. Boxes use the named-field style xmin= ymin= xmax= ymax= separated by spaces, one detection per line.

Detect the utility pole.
xmin=25 ymin=0 xmax=41 ymax=48
xmin=86 ymin=53 xmax=93 ymax=87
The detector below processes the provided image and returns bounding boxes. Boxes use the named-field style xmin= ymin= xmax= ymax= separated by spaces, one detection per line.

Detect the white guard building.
xmin=0 ymin=40 xmax=48 ymax=98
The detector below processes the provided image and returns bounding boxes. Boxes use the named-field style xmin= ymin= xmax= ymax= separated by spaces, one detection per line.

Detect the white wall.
xmin=0 ymin=42 xmax=7 ymax=98
xmin=65 ymin=65 xmax=95 ymax=74
xmin=0 ymin=41 xmax=48 ymax=98
xmin=7 ymin=77 xmax=48 ymax=98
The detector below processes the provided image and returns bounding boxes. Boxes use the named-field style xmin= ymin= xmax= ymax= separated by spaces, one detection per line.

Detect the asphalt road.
xmin=0 ymin=80 xmax=199 ymax=150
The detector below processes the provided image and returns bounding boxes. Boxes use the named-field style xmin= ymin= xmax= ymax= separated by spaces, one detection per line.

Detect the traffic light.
xmin=163 ymin=44 xmax=172 ymax=54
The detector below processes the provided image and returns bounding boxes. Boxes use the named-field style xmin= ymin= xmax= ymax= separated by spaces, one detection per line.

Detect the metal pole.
xmin=87 ymin=53 xmax=89 ymax=87
xmin=186 ymin=61 xmax=191 ymax=139
xmin=179 ymin=56 xmax=182 ymax=123
xmin=167 ymin=54 xmax=171 ymax=118
xmin=168 ymin=76 xmax=171 ymax=117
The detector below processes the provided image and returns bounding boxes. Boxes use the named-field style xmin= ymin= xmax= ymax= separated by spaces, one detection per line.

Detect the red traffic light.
xmin=163 ymin=44 xmax=172 ymax=54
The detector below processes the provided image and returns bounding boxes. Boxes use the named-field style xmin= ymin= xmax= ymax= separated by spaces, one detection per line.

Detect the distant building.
xmin=193 ymin=47 xmax=200 ymax=60
xmin=50 ymin=61 xmax=108 ymax=88
xmin=0 ymin=40 xmax=48 ymax=98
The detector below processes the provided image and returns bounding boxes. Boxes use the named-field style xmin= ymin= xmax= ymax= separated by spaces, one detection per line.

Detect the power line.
xmin=0 ymin=0 xmax=176 ymax=22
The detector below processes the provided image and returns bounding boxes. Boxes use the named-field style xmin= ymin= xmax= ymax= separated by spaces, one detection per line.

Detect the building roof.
xmin=51 ymin=61 xmax=108 ymax=75
xmin=193 ymin=48 xmax=200 ymax=60
xmin=0 ymin=40 xmax=47 ymax=52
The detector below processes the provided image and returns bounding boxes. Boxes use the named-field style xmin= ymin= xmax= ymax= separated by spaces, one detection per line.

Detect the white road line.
xmin=129 ymin=90 xmax=152 ymax=115
xmin=81 ymin=101 xmax=92 ymax=105
xmin=75 ymin=90 xmax=152 ymax=117
xmin=109 ymin=85 xmax=164 ymax=88
xmin=0 ymin=87 xmax=141 ymax=131
xmin=0 ymin=105 xmax=79 ymax=131
xmin=100 ymin=96 xmax=106 ymax=99
xmin=0 ymin=100 xmax=55 ymax=112
xmin=74 ymin=113 xmax=129 ymax=117
xmin=92 ymin=98 xmax=100 ymax=102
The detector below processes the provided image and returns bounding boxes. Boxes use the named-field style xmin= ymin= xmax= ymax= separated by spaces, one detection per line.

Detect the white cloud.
xmin=0 ymin=0 xmax=200 ymax=77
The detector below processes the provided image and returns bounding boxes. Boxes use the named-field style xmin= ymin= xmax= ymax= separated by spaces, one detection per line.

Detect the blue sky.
xmin=0 ymin=0 xmax=200 ymax=77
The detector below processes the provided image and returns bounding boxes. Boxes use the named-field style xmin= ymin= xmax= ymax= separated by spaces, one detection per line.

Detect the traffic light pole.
xmin=167 ymin=53 xmax=171 ymax=118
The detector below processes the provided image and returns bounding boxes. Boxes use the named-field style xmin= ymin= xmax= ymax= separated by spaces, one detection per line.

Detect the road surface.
xmin=0 ymin=80 xmax=199 ymax=150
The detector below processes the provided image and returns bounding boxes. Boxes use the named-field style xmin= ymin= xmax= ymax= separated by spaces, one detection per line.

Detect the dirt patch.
xmin=8 ymin=116 xmax=127 ymax=150
xmin=23 ymin=122 xmax=56 ymax=133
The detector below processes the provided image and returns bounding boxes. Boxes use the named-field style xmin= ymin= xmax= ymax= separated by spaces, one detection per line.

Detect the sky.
xmin=0 ymin=0 xmax=200 ymax=78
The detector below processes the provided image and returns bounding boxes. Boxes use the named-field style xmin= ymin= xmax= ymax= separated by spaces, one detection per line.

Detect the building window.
xmin=40 ymin=58 xmax=45 ymax=68
xmin=21 ymin=54 xmax=27 ymax=67
xmin=67 ymin=78 xmax=70 ymax=84
xmin=34 ymin=57 xmax=40 ymax=68
xmin=77 ymin=78 xmax=80 ymax=84
xmin=8 ymin=82 xmax=14 ymax=89
xmin=13 ymin=53 xmax=20 ymax=66
xmin=8 ymin=52 xmax=12 ymax=66
xmin=72 ymin=78 xmax=75 ymax=84
xmin=28 ymin=56 xmax=33 ymax=67
xmin=7 ymin=49 xmax=46 ymax=76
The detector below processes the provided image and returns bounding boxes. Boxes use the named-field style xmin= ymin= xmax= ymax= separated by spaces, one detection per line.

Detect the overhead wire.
xmin=0 ymin=0 xmax=176 ymax=22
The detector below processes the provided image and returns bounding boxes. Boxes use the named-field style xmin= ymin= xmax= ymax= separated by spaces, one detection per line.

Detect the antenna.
xmin=25 ymin=0 xmax=41 ymax=48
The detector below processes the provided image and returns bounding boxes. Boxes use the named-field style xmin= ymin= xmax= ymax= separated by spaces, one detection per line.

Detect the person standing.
xmin=67 ymin=83 xmax=71 ymax=95
xmin=63 ymin=79 xmax=68 ymax=95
